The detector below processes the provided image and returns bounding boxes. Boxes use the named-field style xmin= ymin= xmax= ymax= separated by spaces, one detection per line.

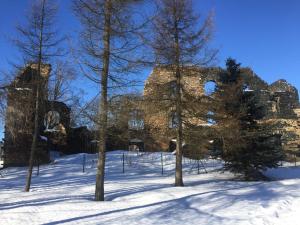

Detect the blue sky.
xmin=1 ymin=0 xmax=300 ymax=139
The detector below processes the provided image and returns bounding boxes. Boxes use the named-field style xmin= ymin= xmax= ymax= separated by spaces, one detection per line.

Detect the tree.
xmin=216 ymin=58 xmax=284 ymax=180
xmin=48 ymin=61 xmax=77 ymax=103
xmin=73 ymin=0 xmax=146 ymax=201
xmin=148 ymin=0 xmax=215 ymax=186
xmin=0 ymin=89 xmax=6 ymax=132
xmin=0 ymin=83 xmax=7 ymax=123
xmin=13 ymin=0 xmax=64 ymax=192
xmin=47 ymin=60 xmax=86 ymax=128
xmin=0 ymin=66 xmax=20 ymax=136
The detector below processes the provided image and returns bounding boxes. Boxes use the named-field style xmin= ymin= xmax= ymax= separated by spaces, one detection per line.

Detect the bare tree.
xmin=0 ymin=72 xmax=15 ymax=123
xmin=13 ymin=0 xmax=64 ymax=192
xmin=0 ymin=88 xmax=6 ymax=127
xmin=73 ymin=0 xmax=146 ymax=201
xmin=149 ymin=0 xmax=216 ymax=186
xmin=0 ymin=77 xmax=8 ymax=121
xmin=48 ymin=61 xmax=77 ymax=103
xmin=47 ymin=60 xmax=89 ymax=133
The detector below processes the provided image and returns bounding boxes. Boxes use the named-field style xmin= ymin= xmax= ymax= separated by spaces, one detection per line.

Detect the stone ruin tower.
xmin=3 ymin=64 xmax=51 ymax=167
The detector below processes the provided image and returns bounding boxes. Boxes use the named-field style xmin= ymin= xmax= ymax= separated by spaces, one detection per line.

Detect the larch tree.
xmin=13 ymin=0 xmax=64 ymax=192
xmin=47 ymin=60 xmax=85 ymax=127
xmin=48 ymin=61 xmax=77 ymax=104
xmin=0 ymin=88 xmax=6 ymax=124
xmin=73 ymin=0 xmax=146 ymax=201
xmin=0 ymin=76 xmax=9 ymax=122
xmin=149 ymin=0 xmax=215 ymax=186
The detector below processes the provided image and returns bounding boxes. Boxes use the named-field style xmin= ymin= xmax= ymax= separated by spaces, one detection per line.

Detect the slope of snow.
xmin=0 ymin=151 xmax=300 ymax=225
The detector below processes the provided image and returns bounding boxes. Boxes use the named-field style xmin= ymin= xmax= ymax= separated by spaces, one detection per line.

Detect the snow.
xmin=49 ymin=151 xmax=61 ymax=161
xmin=14 ymin=87 xmax=31 ymax=91
xmin=40 ymin=135 xmax=48 ymax=141
xmin=0 ymin=151 xmax=300 ymax=225
xmin=44 ymin=128 xmax=59 ymax=133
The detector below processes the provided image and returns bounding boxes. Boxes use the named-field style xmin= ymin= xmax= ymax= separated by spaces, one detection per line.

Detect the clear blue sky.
xmin=1 ymin=0 xmax=300 ymax=139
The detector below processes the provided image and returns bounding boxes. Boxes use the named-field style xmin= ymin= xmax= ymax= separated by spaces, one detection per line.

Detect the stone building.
xmin=3 ymin=64 xmax=94 ymax=167
xmin=3 ymin=64 xmax=52 ymax=167
xmin=243 ymin=75 xmax=300 ymax=153
xmin=142 ymin=66 xmax=300 ymax=154
xmin=3 ymin=64 xmax=299 ymax=166
xmin=142 ymin=66 xmax=221 ymax=152
xmin=106 ymin=94 xmax=145 ymax=152
xmin=44 ymin=100 xmax=71 ymax=153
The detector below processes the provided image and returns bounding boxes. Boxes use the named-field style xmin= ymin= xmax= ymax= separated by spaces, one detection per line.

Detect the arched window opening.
xmin=129 ymin=138 xmax=144 ymax=152
xmin=204 ymin=80 xmax=217 ymax=96
xmin=243 ymin=84 xmax=253 ymax=92
xmin=44 ymin=111 xmax=60 ymax=131
xmin=207 ymin=111 xmax=216 ymax=126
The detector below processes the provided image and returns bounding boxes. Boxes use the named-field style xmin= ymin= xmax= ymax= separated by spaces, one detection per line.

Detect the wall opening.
xmin=44 ymin=111 xmax=60 ymax=131
xmin=207 ymin=111 xmax=216 ymax=126
xmin=204 ymin=80 xmax=217 ymax=96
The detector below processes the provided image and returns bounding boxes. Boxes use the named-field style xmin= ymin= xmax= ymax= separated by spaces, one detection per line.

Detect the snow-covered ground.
xmin=0 ymin=151 xmax=300 ymax=225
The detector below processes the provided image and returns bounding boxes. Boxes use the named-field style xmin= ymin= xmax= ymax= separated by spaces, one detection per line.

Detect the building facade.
xmin=3 ymin=64 xmax=95 ymax=167
xmin=3 ymin=64 xmax=51 ymax=167
xmin=3 ymin=64 xmax=300 ymax=166
xmin=141 ymin=66 xmax=300 ymax=154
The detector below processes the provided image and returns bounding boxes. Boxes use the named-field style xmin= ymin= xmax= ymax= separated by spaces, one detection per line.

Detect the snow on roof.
xmin=14 ymin=87 xmax=32 ymax=91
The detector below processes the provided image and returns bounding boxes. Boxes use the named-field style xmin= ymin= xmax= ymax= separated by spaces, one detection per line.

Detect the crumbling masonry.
xmin=3 ymin=64 xmax=94 ymax=167
xmin=142 ymin=66 xmax=300 ymax=154
xmin=3 ymin=65 xmax=300 ymax=166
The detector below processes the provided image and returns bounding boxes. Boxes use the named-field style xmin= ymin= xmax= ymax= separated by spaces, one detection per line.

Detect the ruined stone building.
xmin=3 ymin=64 xmax=300 ymax=166
xmin=3 ymin=64 xmax=94 ymax=167
xmin=3 ymin=64 xmax=52 ymax=167
xmin=141 ymin=66 xmax=300 ymax=155
xmin=142 ymin=66 xmax=221 ymax=152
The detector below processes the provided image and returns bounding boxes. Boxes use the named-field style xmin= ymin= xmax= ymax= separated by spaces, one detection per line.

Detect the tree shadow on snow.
xmin=41 ymin=180 xmax=300 ymax=225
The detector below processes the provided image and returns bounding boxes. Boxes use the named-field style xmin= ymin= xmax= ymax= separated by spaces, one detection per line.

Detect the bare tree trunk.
xmin=25 ymin=83 xmax=41 ymax=191
xmin=25 ymin=0 xmax=45 ymax=192
xmin=174 ymin=15 xmax=184 ymax=187
xmin=149 ymin=0 xmax=215 ymax=186
xmin=95 ymin=0 xmax=111 ymax=201
xmin=175 ymin=65 xmax=184 ymax=186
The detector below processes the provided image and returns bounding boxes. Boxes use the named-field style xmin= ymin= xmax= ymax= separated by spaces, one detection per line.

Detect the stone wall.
xmin=3 ymin=64 xmax=98 ymax=167
xmin=4 ymin=64 xmax=299 ymax=164
xmin=43 ymin=101 xmax=71 ymax=153
xmin=143 ymin=66 xmax=300 ymax=153
xmin=3 ymin=64 xmax=51 ymax=167
xmin=143 ymin=66 xmax=221 ymax=151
